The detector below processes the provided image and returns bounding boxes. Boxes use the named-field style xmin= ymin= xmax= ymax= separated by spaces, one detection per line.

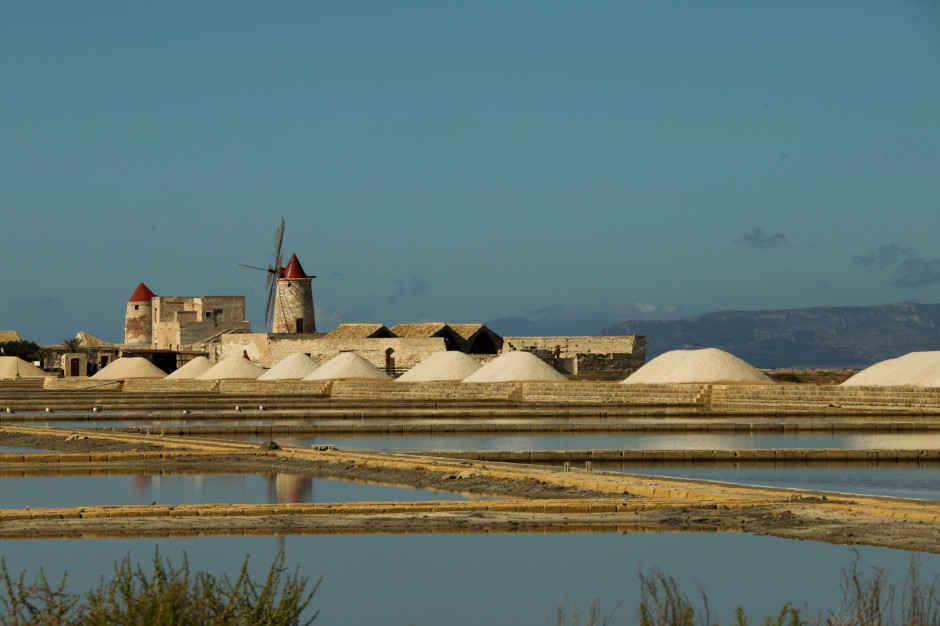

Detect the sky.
xmin=2 ymin=1 xmax=940 ymax=344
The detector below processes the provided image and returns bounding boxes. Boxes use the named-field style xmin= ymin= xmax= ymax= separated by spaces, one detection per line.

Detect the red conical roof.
xmin=129 ymin=283 xmax=156 ymax=302
xmin=282 ymin=253 xmax=308 ymax=279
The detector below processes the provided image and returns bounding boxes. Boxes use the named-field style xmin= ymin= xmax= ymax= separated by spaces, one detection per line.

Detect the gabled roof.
xmin=282 ymin=253 xmax=309 ymax=279
xmin=448 ymin=324 xmax=488 ymax=340
xmin=129 ymin=283 xmax=156 ymax=302
xmin=0 ymin=331 xmax=22 ymax=343
xmin=447 ymin=324 xmax=503 ymax=354
xmin=324 ymin=324 xmax=396 ymax=339
xmin=76 ymin=331 xmax=114 ymax=348
xmin=389 ymin=323 xmax=448 ymax=337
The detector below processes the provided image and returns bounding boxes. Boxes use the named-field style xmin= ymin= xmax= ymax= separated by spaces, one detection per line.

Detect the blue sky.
xmin=3 ymin=1 xmax=939 ymax=344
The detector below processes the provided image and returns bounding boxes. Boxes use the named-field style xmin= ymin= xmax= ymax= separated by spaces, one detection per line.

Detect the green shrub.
xmin=0 ymin=549 xmax=318 ymax=625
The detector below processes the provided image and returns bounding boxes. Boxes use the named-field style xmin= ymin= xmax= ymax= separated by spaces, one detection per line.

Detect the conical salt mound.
xmin=196 ymin=355 xmax=265 ymax=380
xmin=462 ymin=351 xmax=567 ymax=383
xmin=622 ymin=348 xmax=772 ymax=384
xmin=842 ymin=352 xmax=940 ymax=387
xmin=258 ymin=353 xmax=321 ymax=380
xmin=0 ymin=356 xmax=50 ymax=379
xmin=397 ymin=351 xmax=482 ymax=382
xmin=303 ymin=352 xmax=390 ymax=381
xmin=92 ymin=357 xmax=167 ymax=380
xmin=165 ymin=356 xmax=214 ymax=380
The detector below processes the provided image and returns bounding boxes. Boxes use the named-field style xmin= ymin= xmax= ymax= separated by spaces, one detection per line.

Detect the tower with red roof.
xmin=124 ymin=282 xmax=155 ymax=344
xmin=273 ymin=253 xmax=316 ymax=333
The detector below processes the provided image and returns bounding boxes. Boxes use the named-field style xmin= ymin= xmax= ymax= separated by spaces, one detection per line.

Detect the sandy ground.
xmin=2 ymin=428 xmax=939 ymax=553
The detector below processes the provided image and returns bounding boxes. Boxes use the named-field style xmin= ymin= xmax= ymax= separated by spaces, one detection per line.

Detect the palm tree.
xmin=61 ymin=337 xmax=82 ymax=353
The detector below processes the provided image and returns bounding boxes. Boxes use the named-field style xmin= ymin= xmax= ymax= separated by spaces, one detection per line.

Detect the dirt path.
xmin=2 ymin=426 xmax=940 ymax=553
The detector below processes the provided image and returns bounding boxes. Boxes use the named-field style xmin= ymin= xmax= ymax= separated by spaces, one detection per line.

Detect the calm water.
xmin=604 ymin=465 xmax=940 ymax=501
xmin=0 ymin=446 xmax=42 ymax=454
xmin=0 ymin=473 xmax=482 ymax=509
xmin=0 ymin=532 xmax=935 ymax=625
xmin=249 ymin=432 xmax=940 ymax=451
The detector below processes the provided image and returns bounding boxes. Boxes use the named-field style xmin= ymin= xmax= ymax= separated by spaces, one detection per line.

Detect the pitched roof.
xmin=282 ymin=253 xmax=309 ymax=279
xmin=389 ymin=323 xmax=448 ymax=338
xmin=324 ymin=324 xmax=396 ymax=339
xmin=0 ymin=331 xmax=22 ymax=343
xmin=447 ymin=324 xmax=503 ymax=354
xmin=129 ymin=283 xmax=156 ymax=302
xmin=448 ymin=324 xmax=487 ymax=340
xmin=76 ymin=331 xmax=114 ymax=348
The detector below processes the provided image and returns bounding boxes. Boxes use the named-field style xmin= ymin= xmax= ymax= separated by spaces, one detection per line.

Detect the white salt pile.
xmin=196 ymin=355 xmax=266 ymax=380
xmin=0 ymin=356 xmax=50 ymax=379
xmin=622 ymin=348 xmax=772 ymax=384
xmin=303 ymin=352 xmax=390 ymax=381
xmin=164 ymin=356 xmax=214 ymax=380
xmin=396 ymin=351 xmax=482 ymax=382
xmin=842 ymin=352 xmax=940 ymax=387
xmin=258 ymin=353 xmax=321 ymax=380
xmin=92 ymin=357 xmax=167 ymax=380
xmin=462 ymin=351 xmax=567 ymax=383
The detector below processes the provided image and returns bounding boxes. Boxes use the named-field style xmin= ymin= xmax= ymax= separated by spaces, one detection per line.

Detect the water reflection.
xmin=0 ymin=533 xmax=936 ymax=624
xmin=238 ymin=432 xmax=940 ymax=451
xmin=0 ymin=473 xmax=475 ymax=509
xmin=605 ymin=464 xmax=940 ymax=501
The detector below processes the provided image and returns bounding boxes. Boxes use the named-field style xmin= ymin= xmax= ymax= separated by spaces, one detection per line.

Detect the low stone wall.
xmin=502 ymin=336 xmax=645 ymax=378
xmin=44 ymin=378 xmax=124 ymax=390
xmin=220 ymin=334 xmax=445 ymax=370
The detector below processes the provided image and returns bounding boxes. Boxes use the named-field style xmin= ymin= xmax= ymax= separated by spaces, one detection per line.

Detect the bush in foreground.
xmin=554 ymin=553 xmax=940 ymax=626
xmin=0 ymin=549 xmax=318 ymax=625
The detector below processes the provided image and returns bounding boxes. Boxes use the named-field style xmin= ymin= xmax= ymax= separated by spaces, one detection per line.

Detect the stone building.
xmin=272 ymin=254 xmax=316 ymax=334
xmin=502 ymin=335 xmax=646 ymax=378
xmin=122 ymin=282 xmax=251 ymax=350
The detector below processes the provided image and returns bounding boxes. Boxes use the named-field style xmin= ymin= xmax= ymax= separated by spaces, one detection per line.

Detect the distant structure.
xmin=272 ymin=254 xmax=316 ymax=334
xmin=124 ymin=283 xmax=156 ymax=345
xmin=113 ymin=233 xmax=645 ymax=378
xmin=116 ymin=282 xmax=250 ymax=372
xmin=0 ymin=331 xmax=23 ymax=343
xmin=222 ymin=322 xmax=644 ymax=379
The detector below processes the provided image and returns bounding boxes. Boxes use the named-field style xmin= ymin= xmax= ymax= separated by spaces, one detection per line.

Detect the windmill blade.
xmin=273 ymin=217 xmax=285 ymax=278
xmin=264 ymin=282 xmax=276 ymax=326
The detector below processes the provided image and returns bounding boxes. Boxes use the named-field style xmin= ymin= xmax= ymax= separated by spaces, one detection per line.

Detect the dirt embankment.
xmin=2 ymin=428 xmax=940 ymax=554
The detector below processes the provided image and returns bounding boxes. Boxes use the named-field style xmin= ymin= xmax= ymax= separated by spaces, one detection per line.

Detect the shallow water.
xmin=0 ymin=473 xmax=481 ymax=509
xmin=0 ymin=446 xmax=42 ymax=454
xmin=603 ymin=465 xmax=940 ymax=500
xmin=249 ymin=432 xmax=940 ymax=451
xmin=0 ymin=533 xmax=935 ymax=624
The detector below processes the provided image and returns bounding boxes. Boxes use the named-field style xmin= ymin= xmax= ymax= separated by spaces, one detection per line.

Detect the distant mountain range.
xmin=596 ymin=302 xmax=940 ymax=369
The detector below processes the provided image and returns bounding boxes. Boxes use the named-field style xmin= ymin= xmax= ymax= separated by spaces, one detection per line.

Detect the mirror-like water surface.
xmin=0 ymin=474 xmax=482 ymax=509
xmin=0 ymin=533 xmax=935 ymax=625
xmin=239 ymin=432 xmax=940 ymax=451
xmin=603 ymin=465 xmax=940 ymax=501
xmin=0 ymin=446 xmax=43 ymax=454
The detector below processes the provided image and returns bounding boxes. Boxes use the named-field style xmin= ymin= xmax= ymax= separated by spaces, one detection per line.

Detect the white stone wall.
xmin=219 ymin=334 xmax=446 ymax=369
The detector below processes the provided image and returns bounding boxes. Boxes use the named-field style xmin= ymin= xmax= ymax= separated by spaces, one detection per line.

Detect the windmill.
xmin=239 ymin=217 xmax=286 ymax=328
xmin=239 ymin=218 xmax=316 ymax=334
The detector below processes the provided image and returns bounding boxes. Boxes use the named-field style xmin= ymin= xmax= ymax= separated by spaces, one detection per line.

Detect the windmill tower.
xmin=273 ymin=253 xmax=316 ymax=333
xmin=240 ymin=218 xmax=316 ymax=334
xmin=124 ymin=282 xmax=155 ymax=345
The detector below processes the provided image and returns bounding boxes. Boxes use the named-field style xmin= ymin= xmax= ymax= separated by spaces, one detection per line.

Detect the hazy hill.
xmin=597 ymin=302 xmax=940 ymax=369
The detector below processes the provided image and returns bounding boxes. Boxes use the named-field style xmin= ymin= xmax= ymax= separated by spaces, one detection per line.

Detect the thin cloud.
xmin=891 ymin=254 xmax=940 ymax=289
xmin=734 ymin=226 xmax=787 ymax=251
xmin=852 ymin=243 xmax=940 ymax=289
xmin=852 ymin=243 xmax=913 ymax=271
